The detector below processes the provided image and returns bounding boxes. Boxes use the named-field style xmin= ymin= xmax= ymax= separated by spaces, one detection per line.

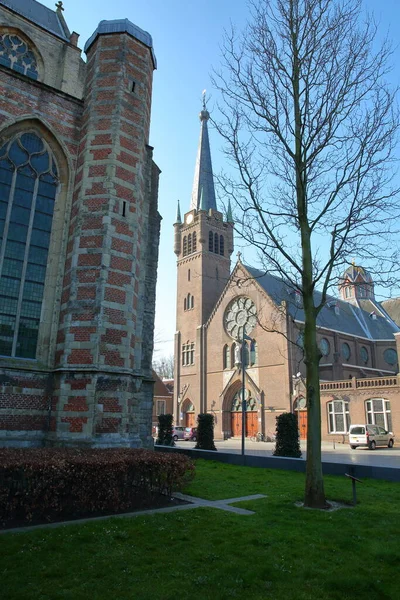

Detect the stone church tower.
xmin=0 ymin=1 xmax=160 ymax=448
xmin=174 ymin=102 xmax=234 ymax=424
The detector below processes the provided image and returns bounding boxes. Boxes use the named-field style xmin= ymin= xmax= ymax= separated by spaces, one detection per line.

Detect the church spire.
xmin=175 ymin=199 xmax=181 ymax=224
xmin=190 ymin=92 xmax=217 ymax=212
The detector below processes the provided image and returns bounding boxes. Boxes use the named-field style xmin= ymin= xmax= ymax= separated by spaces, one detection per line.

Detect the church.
xmin=173 ymin=104 xmax=400 ymax=443
xmin=0 ymin=0 xmax=160 ymax=448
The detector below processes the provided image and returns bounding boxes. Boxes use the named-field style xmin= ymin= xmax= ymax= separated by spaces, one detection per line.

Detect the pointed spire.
xmin=175 ymin=199 xmax=181 ymax=224
xmin=226 ymin=199 xmax=233 ymax=223
xmin=190 ymin=92 xmax=217 ymax=212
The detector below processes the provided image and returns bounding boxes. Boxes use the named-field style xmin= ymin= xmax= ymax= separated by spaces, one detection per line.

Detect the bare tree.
xmin=152 ymin=355 xmax=175 ymax=380
xmin=213 ymin=0 xmax=400 ymax=508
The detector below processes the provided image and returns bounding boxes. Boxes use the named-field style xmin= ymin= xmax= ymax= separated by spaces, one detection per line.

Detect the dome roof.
xmin=342 ymin=264 xmax=373 ymax=284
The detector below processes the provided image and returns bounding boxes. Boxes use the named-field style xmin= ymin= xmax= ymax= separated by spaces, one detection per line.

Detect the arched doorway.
xmin=294 ymin=396 xmax=307 ymax=439
xmin=181 ymin=399 xmax=196 ymax=427
xmin=231 ymin=389 xmax=258 ymax=437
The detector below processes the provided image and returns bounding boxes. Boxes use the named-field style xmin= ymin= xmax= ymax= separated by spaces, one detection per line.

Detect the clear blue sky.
xmin=42 ymin=0 xmax=400 ymax=358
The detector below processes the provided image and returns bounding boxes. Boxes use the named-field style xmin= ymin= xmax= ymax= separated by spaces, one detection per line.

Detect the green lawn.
xmin=1 ymin=460 xmax=399 ymax=600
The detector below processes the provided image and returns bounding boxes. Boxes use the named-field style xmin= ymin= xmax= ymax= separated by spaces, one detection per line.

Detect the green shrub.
xmin=273 ymin=412 xmax=302 ymax=458
xmin=195 ymin=413 xmax=217 ymax=451
xmin=156 ymin=413 xmax=174 ymax=446
xmin=0 ymin=448 xmax=195 ymax=527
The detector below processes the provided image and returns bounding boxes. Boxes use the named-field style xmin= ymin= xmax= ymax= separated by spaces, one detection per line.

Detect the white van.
xmin=348 ymin=424 xmax=395 ymax=450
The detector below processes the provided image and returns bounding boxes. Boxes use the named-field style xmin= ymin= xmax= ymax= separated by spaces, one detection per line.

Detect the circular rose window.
xmin=384 ymin=348 xmax=398 ymax=366
xmin=224 ymin=296 xmax=257 ymax=340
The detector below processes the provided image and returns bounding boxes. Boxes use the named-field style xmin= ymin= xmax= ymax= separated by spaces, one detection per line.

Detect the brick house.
xmin=151 ymin=370 xmax=173 ymax=435
xmin=173 ymin=104 xmax=400 ymax=443
xmin=0 ymin=0 xmax=160 ymax=447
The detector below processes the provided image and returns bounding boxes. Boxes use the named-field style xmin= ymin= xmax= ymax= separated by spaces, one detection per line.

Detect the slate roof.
xmin=245 ymin=265 xmax=399 ymax=341
xmin=381 ymin=298 xmax=400 ymax=328
xmin=0 ymin=0 xmax=68 ymax=39
xmin=190 ymin=108 xmax=217 ymax=212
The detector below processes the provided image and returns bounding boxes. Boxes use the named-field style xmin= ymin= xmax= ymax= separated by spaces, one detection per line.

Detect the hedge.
xmin=0 ymin=448 xmax=195 ymax=527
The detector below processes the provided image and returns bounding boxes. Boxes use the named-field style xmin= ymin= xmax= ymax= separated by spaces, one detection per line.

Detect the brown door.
xmin=246 ymin=412 xmax=258 ymax=437
xmin=298 ymin=411 xmax=307 ymax=440
xmin=231 ymin=412 xmax=242 ymax=436
xmin=185 ymin=413 xmax=196 ymax=427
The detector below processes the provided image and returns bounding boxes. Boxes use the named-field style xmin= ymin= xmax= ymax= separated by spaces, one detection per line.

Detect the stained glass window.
xmin=0 ymin=34 xmax=38 ymax=80
xmin=0 ymin=132 xmax=58 ymax=358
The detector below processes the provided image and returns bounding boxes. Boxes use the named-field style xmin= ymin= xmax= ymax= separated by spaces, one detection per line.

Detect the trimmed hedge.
xmin=195 ymin=413 xmax=217 ymax=451
xmin=156 ymin=413 xmax=174 ymax=446
xmin=0 ymin=448 xmax=194 ymax=527
xmin=273 ymin=412 xmax=302 ymax=458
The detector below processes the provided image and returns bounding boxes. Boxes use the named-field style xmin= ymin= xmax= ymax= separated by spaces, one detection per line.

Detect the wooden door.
xmin=298 ymin=411 xmax=307 ymax=440
xmin=185 ymin=413 xmax=196 ymax=427
xmin=246 ymin=412 xmax=258 ymax=437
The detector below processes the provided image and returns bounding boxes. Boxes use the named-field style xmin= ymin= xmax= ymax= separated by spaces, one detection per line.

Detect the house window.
xmin=220 ymin=235 xmax=224 ymax=256
xmin=0 ymin=131 xmax=59 ymax=358
xmin=366 ymin=398 xmax=392 ymax=431
xmin=0 ymin=33 xmax=38 ymax=80
xmin=328 ymin=400 xmax=350 ymax=433
xmin=156 ymin=400 xmax=166 ymax=416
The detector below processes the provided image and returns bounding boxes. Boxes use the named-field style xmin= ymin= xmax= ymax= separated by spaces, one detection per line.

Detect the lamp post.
xmin=241 ymin=328 xmax=246 ymax=458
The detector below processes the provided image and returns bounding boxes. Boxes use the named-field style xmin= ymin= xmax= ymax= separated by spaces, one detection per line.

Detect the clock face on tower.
xmin=185 ymin=214 xmax=194 ymax=224
xmin=224 ymin=296 xmax=257 ymax=340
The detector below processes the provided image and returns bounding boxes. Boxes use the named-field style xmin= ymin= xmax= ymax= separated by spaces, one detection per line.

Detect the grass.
xmin=1 ymin=459 xmax=400 ymax=600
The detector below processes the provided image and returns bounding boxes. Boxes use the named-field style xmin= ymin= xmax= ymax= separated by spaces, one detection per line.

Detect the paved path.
xmin=1 ymin=493 xmax=266 ymax=535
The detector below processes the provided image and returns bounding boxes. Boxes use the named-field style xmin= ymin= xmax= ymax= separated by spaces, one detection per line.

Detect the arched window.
xmin=187 ymin=293 xmax=190 ymax=309
xmin=231 ymin=342 xmax=236 ymax=368
xmin=0 ymin=132 xmax=59 ymax=358
xmin=223 ymin=344 xmax=230 ymax=369
xmin=220 ymin=235 xmax=224 ymax=256
xmin=190 ymin=295 xmax=194 ymax=309
xmin=184 ymin=297 xmax=187 ymax=311
xmin=250 ymin=340 xmax=257 ymax=366
xmin=208 ymin=231 xmax=213 ymax=251
xmin=187 ymin=233 xmax=192 ymax=254
xmin=192 ymin=231 xmax=197 ymax=252
xmin=214 ymin=232 xmax=219 ymax=253
xmin=183 ymin=236 xmax=187 ymax=256
xmin=188 ymin=269 xmax=190 ymax=281
xmin=0 ymin=33 xmax=38 ymax=80
xmin=328 ymin=400 xmax=350 ymax=433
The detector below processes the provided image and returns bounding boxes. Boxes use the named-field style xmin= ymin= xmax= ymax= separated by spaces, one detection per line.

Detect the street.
xmin=176 ymin=438 xmax=400 ymax=469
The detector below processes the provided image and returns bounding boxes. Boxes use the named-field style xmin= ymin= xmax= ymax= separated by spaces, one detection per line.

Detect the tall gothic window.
xmin=183 ymin=236 xmax=187 ymax=256
xmin=220 ymin=235 xmax=224 ymax=256
xmin=208 ymin=231 xmax=213 ymax=251
xmin=0 ymin=132 xmax=59 ymax=358
xmin=192 ymin=231 xmax=197 ymax=252
xmin=214 ymin=232 xmax=219 ymax=253
xmin=187 ymin=233 xmax=192 ymax=254
xmin=250 ymin=340 xmax=258 ymax=366
xmin=0 ymin=33 xmax=38 ymax=80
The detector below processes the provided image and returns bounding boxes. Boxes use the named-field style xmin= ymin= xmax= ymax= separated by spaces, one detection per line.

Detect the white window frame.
xmin=327 ymin=400 xmax=350 ymax=434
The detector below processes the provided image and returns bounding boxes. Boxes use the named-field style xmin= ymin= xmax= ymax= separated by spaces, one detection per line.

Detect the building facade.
xmin=174 ymin=105 xmax=400 ymax=443
xmin=0 ymin=0 xmax=160 ymax=447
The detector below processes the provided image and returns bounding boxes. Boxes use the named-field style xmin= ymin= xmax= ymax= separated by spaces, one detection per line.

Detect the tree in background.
xmin=152 ymin=355 xmax=174 ymax=380
xmin=213 ymin=0 xmax=400 ymax=507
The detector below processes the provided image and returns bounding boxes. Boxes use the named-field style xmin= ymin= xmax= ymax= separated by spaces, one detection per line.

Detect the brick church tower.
xmin=0 ymin=1 xmax=160 ymax=447
xmin=174 ymin=101 xmax=234 ymax=424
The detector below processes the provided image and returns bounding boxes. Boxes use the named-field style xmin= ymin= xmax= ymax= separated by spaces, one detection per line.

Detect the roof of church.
xmin=84 ymin=19 xmax=157 ymax=67
xmin=246 ymin=265 xmax=399 ymax=341
xmin=381 ymin=298 xmax=400 ymax=328
xmin=341 ymin=264 xmax=373 ymax=284
xmin=0 ymin=0 xmax=69 ymax=39
xmin=190 ymin=101 xmax=217 ymax=212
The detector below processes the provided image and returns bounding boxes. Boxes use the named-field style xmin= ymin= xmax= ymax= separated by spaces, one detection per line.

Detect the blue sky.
xmin=41 ymin=0 xmax=400 ymax=358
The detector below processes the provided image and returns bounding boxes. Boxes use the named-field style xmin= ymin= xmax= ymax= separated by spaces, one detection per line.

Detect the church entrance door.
xmin=185 ymin=412 xmax=196 ymax=427
xmin=231 ymin=411 xmax=258 ymax=437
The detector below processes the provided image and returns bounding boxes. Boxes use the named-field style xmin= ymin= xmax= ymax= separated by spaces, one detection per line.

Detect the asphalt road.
xmin=176 ymin=438 xmax=400 ymax=469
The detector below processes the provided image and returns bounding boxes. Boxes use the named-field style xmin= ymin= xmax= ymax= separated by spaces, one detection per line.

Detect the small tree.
xmin=152 ymin=355 xmax=174 ymax=380
xmin=195 ymin=414 xmax=217 ymax=451
xmin=156 ymin=414 xmax=174 ymax=446
xmin=273 ymin=413 xmax=302 ymax=458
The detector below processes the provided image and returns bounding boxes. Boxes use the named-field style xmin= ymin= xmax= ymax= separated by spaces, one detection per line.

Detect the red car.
xmin=183 ymin=427 xmax=197 ymax=441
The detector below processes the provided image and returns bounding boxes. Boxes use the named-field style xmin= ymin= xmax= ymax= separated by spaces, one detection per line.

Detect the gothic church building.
xmin=174 ymin=105 xmax=400 ymax=443
xmin=0 ymin=0 xmax=160 ymax=447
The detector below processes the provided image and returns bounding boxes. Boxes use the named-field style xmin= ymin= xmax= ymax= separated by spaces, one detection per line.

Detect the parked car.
xmin=348 ymin=424 xmax=395 ymax=450
xmin=183 ymin=427 xmax=197 ymax=441
xmin=172 ymin=426 xmax=186 ymax=441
